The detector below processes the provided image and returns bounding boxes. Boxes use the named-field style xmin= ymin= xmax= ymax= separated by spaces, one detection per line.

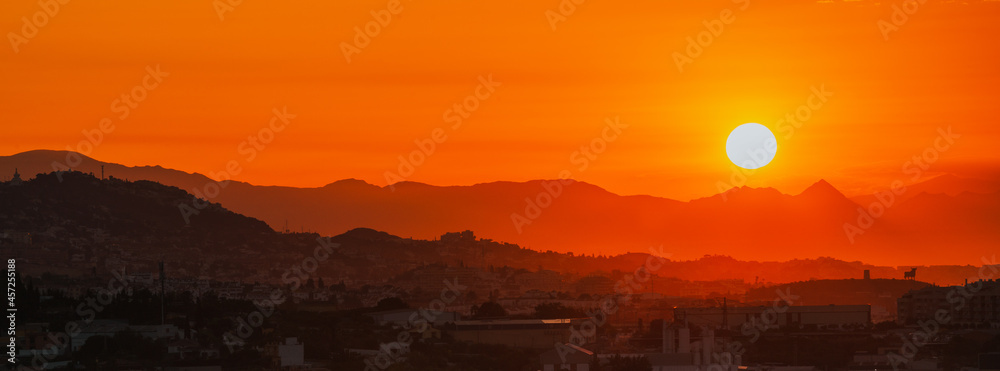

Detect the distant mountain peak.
xmin=812 ymin=178 xmax=834 ymax=188
xmin=10 ymin=149 xmax=99 ymax=166
xmin=319 ymin=178 xmax=382 ymax=194
xmin=383 ymin=180 xmax=434 ymax=190
xmin=337 ymin=227 xmax=402 ymax=242
xmin=798 ymin=179 xmax=847 ymax=199
xmin=324 ymin=178 xmax=375 ymax=187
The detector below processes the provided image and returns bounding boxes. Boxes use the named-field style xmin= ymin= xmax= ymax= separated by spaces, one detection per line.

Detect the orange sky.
xmin=2 ymin=0 xmax=999 ymax=200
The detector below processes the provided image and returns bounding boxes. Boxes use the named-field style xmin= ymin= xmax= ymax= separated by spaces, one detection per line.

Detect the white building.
xmin=271 ymin=337 xmax=304 ymax=368
xmin=539 ymin=343 xmax=593 ymax=371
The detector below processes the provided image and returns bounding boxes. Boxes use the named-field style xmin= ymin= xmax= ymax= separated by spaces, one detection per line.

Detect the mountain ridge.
xmin=3 ymin=149 xmax=841 ymax=200
xmin=0 ymin=171 xmax=987 ymax=287
xmin=2 ymin=150 xmax=997 ymax=266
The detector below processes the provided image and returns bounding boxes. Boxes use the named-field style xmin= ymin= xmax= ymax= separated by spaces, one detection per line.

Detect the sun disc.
xmin=726 ymin=123 xmax=777 ymax=169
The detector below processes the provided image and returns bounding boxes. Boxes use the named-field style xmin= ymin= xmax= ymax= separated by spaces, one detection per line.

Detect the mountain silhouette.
xmin=0 ymin=169 xmax=990 ymax=286
xmin=1 ymin=150 xmax=997 ymax=265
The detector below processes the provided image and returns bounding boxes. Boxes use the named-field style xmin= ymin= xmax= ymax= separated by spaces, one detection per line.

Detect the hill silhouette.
xmin=1 ymin=150 xmax=997 ymax=266
xmin=0 ymin=171 xmax=989 ymax=286
xmin=0 ymin=170 xmax=272 ymax=240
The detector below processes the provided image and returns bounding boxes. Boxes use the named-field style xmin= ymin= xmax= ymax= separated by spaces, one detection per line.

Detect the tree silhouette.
xmin=471 ymin=301 xmax=507 ymax=319
xmin=534 ymin=302 xmax=585 ymax=319
xmin=376 ymin=297 xmax=409 ymax=310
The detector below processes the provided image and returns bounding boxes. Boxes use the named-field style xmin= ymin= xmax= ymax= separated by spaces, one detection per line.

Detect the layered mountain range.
xmin=3 ymin=150 xmax=997 ymax=266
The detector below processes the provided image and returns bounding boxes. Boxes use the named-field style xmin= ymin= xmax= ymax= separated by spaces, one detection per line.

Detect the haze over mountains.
xmin=0 ymin=169 xmax=989 ymax=287
xmin=3 ymin=150 xmax=998 ymax=266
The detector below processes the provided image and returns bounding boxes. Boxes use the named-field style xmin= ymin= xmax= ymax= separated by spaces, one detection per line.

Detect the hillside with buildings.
xmin=0 ymin=170 xmax=986 ymax=299
xmin=3 ymin=172 xmax=999 ymax=369
xmin=4 ymin=151 xmax=999 ymax=267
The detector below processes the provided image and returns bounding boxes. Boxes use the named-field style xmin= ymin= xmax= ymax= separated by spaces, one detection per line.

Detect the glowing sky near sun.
xmin=1 ymin=0 xmax=999 ymax=200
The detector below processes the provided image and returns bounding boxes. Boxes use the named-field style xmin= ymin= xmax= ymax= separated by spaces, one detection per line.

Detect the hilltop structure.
xmin=9 ymin=168 xmax=22 ymax=186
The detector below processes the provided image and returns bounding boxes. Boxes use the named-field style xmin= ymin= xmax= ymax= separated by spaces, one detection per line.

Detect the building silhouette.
xmin=9 ymin=168 xmax=22 ymax=186
xmin=897 ymin=279 xmax=1000 ymax=326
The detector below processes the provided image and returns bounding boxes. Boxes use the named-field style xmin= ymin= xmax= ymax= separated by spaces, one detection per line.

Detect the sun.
xmin=726 ymin=123 xmax=777 ymax=169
